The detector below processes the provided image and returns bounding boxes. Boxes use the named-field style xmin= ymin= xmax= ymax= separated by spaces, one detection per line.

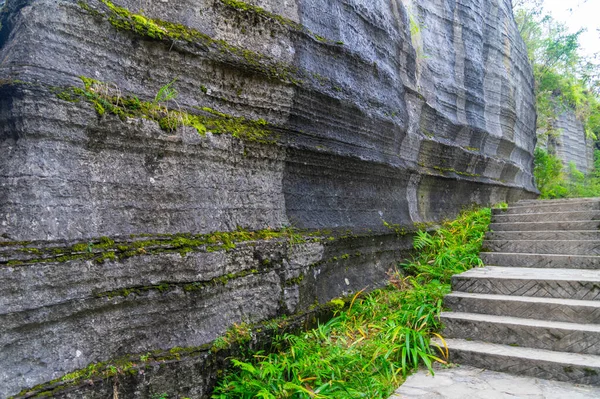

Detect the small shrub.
xmin=534 ymin=148 xmax=600 ymax=199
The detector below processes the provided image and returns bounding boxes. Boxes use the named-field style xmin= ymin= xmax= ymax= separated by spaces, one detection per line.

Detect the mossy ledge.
xmin=78 ymin=0 xmax=303 ymax=85
xmin=0 ymin=226 xmax=326 ymax=267
xmin=217 ymin=0 xmax=345 ymax=46
xmin=95 ymin=267 xmax=261 ymax=299
xmin=10 ymin=299 xmax=348 ymax=399
xmin=77 ymin=0 xmax=348 ymax=90
xmin=57 ymin=76 xmax=276 ymax=144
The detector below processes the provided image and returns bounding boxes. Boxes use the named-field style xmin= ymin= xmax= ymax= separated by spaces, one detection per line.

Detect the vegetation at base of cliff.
xmin=514 ymin=1 xmax=600 ymax=198
xmin=212 ymin=208 xmax=492 ymax=398
xmin=10 ymin=302 xmax=344 ymax=399
xmin=9 ymin=344 xmax=211 ymax=399
xmin=399 ymin=207 xmax=490 ymax=282
xmin=57 ymin=76 xmax=275 ymax=143
xmin=514 ymin=0 xmax=600 ymax=143
xmin=534 ymin=147 xmax=600 ymax=199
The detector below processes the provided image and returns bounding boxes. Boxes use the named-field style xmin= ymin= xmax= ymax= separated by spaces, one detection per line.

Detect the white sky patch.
xmin=541 ymin=0 xmax=600 ymax=59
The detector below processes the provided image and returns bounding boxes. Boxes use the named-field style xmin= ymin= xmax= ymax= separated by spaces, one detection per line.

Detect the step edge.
xmin=483 ymin=239 xmax=600 ymax=244
xmin=486 ymin=230 xmax=600 ymax=233
xmin=436 ymin=338 xmax=600 ymax=367
xmin=494 ymin=210 xmax=600 ymax=217
xmin=501 ymin=203 xmax=600 ymax=210
xmin=440 ymin=311 xmax=600 ymax=332
xmin=479 ymin=252 xmax=600 ymax=258
xmin=445 ymin=292 xmax=600 ymax=307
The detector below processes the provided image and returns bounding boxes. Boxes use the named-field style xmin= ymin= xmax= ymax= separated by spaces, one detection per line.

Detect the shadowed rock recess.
xmin=0 ymin=0 xmax=537 ymax=397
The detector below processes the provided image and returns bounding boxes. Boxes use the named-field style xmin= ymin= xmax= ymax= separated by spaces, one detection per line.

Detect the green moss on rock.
xmin=1 ymin=226 xmax=326 ymax=267
xmin=58 ymin=76 xmax=277 ymax=144
xmin=82 ymin=0 xmax=301 ymax=84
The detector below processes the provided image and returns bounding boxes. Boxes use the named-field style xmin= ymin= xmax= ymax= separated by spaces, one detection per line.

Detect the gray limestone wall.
xmin=547 ymin=109 xmax=595 ymax=174
xmin=0 ymin=0 xmax=537 ymax=397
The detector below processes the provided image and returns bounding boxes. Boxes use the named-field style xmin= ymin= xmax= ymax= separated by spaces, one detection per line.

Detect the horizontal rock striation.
xmin=0 ymin=0 xmax=537 ymax=396
xmin=1 ymin=231 xmax=411 ymax=398
xmin=547 ymin=108 xmax=595 ymax=174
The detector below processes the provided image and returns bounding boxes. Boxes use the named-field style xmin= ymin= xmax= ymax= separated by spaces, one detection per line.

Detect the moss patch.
xmin=11 ymin=299 xmax=346 ymax=399
xmin=0 ymin=226 xmax=323 ymax=267
xmin=218 ymin=0 xmax=302 ymax=31
xmin=217 ymin=0 xmax=344 ymax=47
xmin=57 ymin=76 xmax=276 ymax=144
xmin=95 ymin=268 xmax=263 ymax=299
xmin=79 ymin=0 xmax=303 ymax=85
xmin=432 ymin=165 xmax=481 ymax=178
xmin=10 ymin=344 xmax=212 ymax=399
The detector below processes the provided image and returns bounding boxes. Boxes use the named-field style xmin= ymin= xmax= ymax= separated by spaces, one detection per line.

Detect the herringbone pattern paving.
xmin=488 ymin=231 xmax=600 ymax=241
xmin=485 ymin=240 xmax=600 ymax=255
xmin=449 ymin=345 xmax=600 ymax=385
xmin=493 ymin=211 xmax=600 ymax=223
xmin=442 ymin=314 xmax=600 ymax=355
xmin=480 ymin=252 xmax=600 ymax=269
xmin=445 ymin=294 xmax=600 ymax=323
xmin=490 ymin=221 xmax=600 ymax=231
xmin=441 ymin=199 xmax=600 ymax=384
xmin=452 ymin=277 xmax=600 ymax=300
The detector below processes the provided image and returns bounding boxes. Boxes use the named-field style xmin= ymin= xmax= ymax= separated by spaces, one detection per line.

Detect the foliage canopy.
xmin=513 ymin=0 xmax=600 ymax=143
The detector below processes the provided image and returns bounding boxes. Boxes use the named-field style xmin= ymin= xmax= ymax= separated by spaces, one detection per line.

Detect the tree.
xmin=513 ymin=1 xmax=600 ymax=143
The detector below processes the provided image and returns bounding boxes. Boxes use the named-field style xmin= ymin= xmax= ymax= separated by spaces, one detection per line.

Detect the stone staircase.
xmin=439 ymin=198 xmax=600 ymax=385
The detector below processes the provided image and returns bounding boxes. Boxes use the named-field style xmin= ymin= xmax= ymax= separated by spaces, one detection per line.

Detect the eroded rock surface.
xmin=547 ymin=109 xmax=595 ymax=174
xmin=0 ymin=0 xmax=537 ymax=396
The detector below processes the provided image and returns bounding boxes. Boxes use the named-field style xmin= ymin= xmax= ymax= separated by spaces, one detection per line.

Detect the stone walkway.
xmin=391 ymin=365 xmax=600 ymax=399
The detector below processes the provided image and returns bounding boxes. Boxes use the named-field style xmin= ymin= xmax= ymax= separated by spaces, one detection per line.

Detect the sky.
xmin=541 ymin=0 xmax=600 ymax=59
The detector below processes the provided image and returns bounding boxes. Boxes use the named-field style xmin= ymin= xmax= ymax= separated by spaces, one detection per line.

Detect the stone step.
xmin=437 ymin=338 xmax=600 ymax=385
xmin=484 ymin=240 xmax=600 ymax=256
xmin=441 ymin=312 xmax=600 ymax=355
xmin=444 ymin=292 xmax=600 ymax=324
xmin=495 ymin=201 xmax=600 ymax=215
xmin=486 ymin=230 xmax=600 ymax=241
xmin=489 ymin=220 xmax=600 ymax=231
xmin=493 ymin=211 xmax=600 ymax=224
xmin=480 ymin=252 xmax=600 ymax=269
xmin=451 ymin=267 xmax=600 ymax=300
xmin=516 ymin=198 xmax=600 ymax=206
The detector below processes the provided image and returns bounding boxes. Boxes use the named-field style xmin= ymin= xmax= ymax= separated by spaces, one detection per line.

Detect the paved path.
xmin=391 ymin=365 xmax=600 ymax=399
xmin=438 ymin=198 xmax=600 ymax=384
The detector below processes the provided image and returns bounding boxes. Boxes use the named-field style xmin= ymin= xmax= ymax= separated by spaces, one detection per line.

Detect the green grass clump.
xmin=534 ymin=147 xmax=600 ymax=199
xmin=400 ymin=207 xmax=491 ymax=284
xmin=212 ymin=207 xmax=492 ymax=398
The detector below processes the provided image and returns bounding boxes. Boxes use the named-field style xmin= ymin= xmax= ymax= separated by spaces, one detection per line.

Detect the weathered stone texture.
xmin=547 ymin=109 xmax=595 ymax=174
xmin=0 ymin=0 xmax=536 ymax=242
xmin=0 ymin=233 xmax=411 ymax=398
xmin=0 ymin=0 xmax=537 ymax=396
xmin=441 ymin=199 xmax=600 ymax=386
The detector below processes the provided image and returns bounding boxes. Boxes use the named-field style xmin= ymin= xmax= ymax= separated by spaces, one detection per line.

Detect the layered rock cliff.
xmin=0 ymin=0 xmax=537 ymax=397
xmin=547 ymin=108 xmax=595 ymax=174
